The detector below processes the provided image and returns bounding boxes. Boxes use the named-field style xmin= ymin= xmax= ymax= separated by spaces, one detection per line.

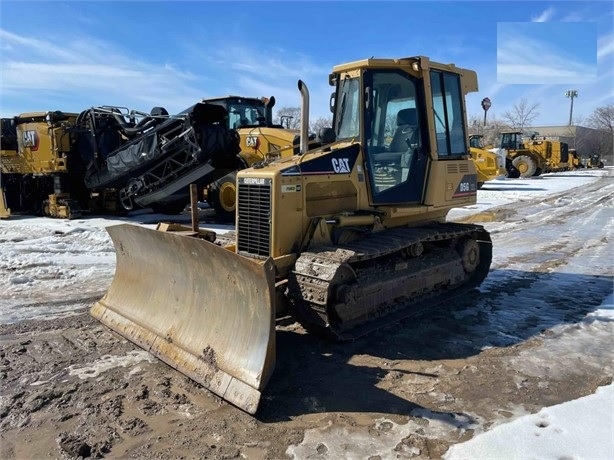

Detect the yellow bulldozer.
xmin=91 ymin=55 xmax=493 ymax=414
xmin=468 ymin=134 xmax=506 ymax=187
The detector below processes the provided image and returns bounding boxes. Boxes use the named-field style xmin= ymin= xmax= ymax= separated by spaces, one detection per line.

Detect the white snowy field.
xmin=1 ymin=168 xmax=613 ymax=459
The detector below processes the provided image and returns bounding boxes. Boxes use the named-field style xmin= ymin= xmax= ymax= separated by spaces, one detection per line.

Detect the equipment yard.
xmin=1 ymin=168 xmax=612 ymax=459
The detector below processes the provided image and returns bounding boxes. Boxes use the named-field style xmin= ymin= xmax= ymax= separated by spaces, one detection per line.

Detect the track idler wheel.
xmin=458 ymin=237 xmax=480 ymax=274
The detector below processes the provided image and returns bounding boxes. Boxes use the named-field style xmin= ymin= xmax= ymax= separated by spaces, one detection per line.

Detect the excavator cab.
xmin=92 ymin=56 xmax=491 ymax=414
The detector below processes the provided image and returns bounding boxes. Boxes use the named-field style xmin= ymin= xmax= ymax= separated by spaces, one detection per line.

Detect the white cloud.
xmin=531 ymin=7 xmax=555 ymax=23
xmin=597 ymin=33 xmax=614 ymax=60
xmin=497 ymin=32 xmax=597 ymax=84
xmin=0 ymin=28 xmax=208 ymax=116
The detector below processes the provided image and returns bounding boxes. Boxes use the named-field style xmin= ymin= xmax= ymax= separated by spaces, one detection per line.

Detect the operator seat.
xmin=389 ymin=108 xmax=418 ymax=152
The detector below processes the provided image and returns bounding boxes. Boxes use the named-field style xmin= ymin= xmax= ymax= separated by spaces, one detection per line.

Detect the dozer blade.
xmin=91 ymin=224 xmax=276 ymax=414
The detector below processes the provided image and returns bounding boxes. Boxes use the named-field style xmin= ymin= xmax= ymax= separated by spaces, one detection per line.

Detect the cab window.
xmin=430 ymin=71 xmax=467 ymax=157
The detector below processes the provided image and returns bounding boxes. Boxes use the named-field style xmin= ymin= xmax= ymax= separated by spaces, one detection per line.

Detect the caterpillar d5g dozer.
xmin=92 ymin=55 xmax=493 ymax=414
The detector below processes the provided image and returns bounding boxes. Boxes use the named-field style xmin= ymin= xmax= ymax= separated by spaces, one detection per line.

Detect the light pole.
xmin=565 ymin=90 xmax=578 ymax=126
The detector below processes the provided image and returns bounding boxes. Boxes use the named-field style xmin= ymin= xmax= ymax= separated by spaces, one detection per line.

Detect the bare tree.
xmin=273 ymin=107 xmax=301 ymax=130
xmin=310 ymin=116 xmax=333 ymax=135
xmin=586 ymin=104 xmax=614 ymax=163
xmin=501 ymin=99 xmax=540 ymax=131
xmin=467 ymin=114 xmax=482 ymax=136
xmin=587 ymin=104 xmax=614 ymax=133
xmin=468 ymin=114 xmax=512 ymax=147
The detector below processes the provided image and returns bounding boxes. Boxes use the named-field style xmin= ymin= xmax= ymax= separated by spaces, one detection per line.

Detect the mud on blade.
xmin=91 ymin=224 xmax=276 ymax=414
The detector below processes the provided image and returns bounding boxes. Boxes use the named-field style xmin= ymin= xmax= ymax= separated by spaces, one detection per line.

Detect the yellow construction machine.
xmin=201 ymin=96 xmax=302 ymax=218
xmin=498 ymin=131 xmax=570 ymax=178
xmin=92 ymin=56 xmax=493 ymax=414
xmin=468 ymin=134 xmax=506 ymax=187
xmin=585 ymin=153 xmax=605 ymax=169
xmin=1 ymin=112 xmax=89 ymax=218
xmin=0 ymin=118 xmax=16 ymax=218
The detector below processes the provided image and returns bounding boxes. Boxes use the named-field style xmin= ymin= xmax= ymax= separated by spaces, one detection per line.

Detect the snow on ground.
xmin=446 ymin=379 xmax=613 ymax=460
xmin=1 ymin=168 xmax=612 ymax=458
xmin=0 ymin=208 xmax=233 ymax=324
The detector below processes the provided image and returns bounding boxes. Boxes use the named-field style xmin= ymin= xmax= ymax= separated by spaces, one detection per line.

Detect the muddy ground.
xmin=1 ymin=173 xmax=613 ymax=459
xmin=1 ymin=290 xmax=611 ymax=459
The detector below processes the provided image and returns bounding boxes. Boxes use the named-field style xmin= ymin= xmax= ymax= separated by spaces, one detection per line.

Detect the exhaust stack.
xmin=298 ymin=80 xmax=310 ymax=154
xmin=264 ymin=96 xmax=276 ymax=127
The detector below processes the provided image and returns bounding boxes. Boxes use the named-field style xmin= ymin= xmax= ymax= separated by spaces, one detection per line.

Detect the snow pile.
xmin=444 ymin=383 xmax=613 ymax=460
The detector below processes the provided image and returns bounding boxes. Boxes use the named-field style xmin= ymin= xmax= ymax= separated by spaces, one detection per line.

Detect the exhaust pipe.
xmin=264 ymin=96 xmax=275 ymax=127
xmin=298 ymin=80 xmax=309 ymax=154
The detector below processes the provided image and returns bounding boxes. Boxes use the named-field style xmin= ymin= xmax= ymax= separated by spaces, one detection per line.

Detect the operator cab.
xmin=331 ymin=62 xmax=469 ymax=205
xmin=499 ymin=131 xmax=524 ymax=150
xmin=204 ymin=97 xmax=274 ymax=129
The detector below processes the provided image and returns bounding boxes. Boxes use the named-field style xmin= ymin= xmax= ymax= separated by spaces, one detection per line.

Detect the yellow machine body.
xmin=92 ymin=55 xmax=492 ymax=414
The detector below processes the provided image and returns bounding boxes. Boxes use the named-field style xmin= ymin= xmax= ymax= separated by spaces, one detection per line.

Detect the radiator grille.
xmin=237 ymin=178 xmax=272 ymax=257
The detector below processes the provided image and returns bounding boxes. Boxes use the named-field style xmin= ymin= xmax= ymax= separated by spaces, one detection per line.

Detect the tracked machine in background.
xmin=0 ymin=118 xmax=17 ymax=218
xmin=585 ymin=153 xmax=605 ymax=169
xmin=74 ymin=102 xmax=242 ymax=215
xmin=0 ymin=105 xmax=242 ymax=217
xmin=1 ymin=112 xmax=89 ymax=218
xmin=91 ymin=55 xmax=493 ymax=414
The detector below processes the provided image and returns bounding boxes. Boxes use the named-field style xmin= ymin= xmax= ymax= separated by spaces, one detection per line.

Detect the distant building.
xmin=531 ymin=125 xmax=612 ymax=164
xmin=531 ymin=125 xmax=594 ymax=149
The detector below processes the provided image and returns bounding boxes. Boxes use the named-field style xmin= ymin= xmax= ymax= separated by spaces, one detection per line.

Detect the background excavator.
xmin=91 ymin=55 xmax=493 ymax=414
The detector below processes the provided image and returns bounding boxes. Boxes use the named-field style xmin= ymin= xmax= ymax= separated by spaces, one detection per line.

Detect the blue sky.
xmin=1 ymin=1 xmax=612 ymax=127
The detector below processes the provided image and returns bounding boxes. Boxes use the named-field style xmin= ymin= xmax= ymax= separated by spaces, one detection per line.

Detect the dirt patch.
xmin=1 ymin=295 xmax=611 ymax=459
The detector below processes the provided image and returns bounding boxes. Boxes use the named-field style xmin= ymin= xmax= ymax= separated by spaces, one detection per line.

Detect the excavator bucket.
xmin=91 ymin=224 xmax=276 ymax=414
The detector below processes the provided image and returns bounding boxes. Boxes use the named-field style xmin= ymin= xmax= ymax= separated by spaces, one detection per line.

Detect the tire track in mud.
xmin=449 ymin=173 xmax=614 ymax=349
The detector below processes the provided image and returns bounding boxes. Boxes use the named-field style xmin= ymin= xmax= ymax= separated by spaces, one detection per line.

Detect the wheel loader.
xmin=201 ymin=96 xmax=303 ymax=219
xmin=91 ymin=55 xmax=493 ymax=414
xmin=498 ymin=131 xmax=569 ymax=178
